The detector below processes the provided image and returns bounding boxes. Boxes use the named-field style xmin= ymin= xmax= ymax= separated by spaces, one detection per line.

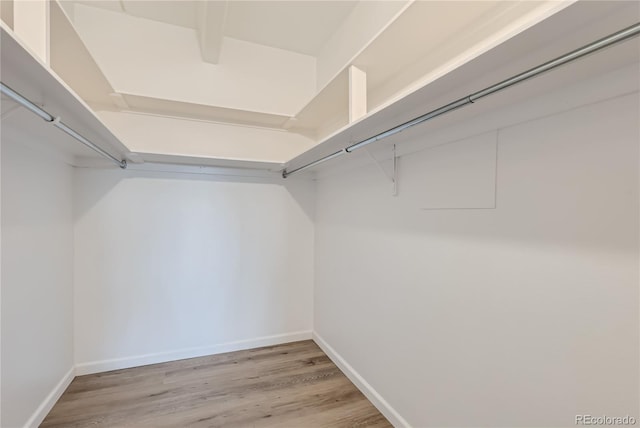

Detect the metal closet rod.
xmin=0 ymin=82 xmax=127 ymax=169
xmin=282 ymin=22 xmax=640 ymax=178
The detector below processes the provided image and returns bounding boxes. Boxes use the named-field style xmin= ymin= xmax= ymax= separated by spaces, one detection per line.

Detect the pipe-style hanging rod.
xmin=0 ymin=82 xmax=127 ymax=169
xmin=282 ymin=22 xmax=640 ymax=178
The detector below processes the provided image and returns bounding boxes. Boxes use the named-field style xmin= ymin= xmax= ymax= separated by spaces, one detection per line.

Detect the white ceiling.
xmin=72 ymin=0 xmax=357 ymax=56
xmin=121 ymin=1 xmax=199 ymax=29
xmin=74 ymin=0 xmax=123 ymax=14
xmin=75 ymin=1 xmax=198 ymax=28
xmin=224 ymin=1 xmax=357 ymax=56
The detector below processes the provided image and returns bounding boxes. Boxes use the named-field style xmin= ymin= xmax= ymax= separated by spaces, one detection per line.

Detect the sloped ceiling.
xmin=73 ymin=0 xmax=357 ymax=55
xmin=224 ymin=1 xmax=358 ymax=56
xmin=75 ymin=1 xmax=198 ymax=28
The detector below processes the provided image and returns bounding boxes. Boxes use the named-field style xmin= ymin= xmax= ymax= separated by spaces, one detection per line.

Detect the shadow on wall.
xmin=73 ymin=167 xmax=315 ymax=221
xmin=72 ymin=167 xmax=315 ymax=365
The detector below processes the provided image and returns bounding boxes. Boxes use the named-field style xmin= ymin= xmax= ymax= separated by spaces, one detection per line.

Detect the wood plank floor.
xmin=42 ymin=340 xmax=391 ymax=427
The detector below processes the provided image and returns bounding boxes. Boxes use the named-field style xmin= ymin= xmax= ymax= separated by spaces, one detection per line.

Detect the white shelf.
xmin=284 ymin=0 xmax=640 ymax=175
xmin=48 ymin=6 xmax=295 ymax=135
xmin=130 ymin=152 xmax=284 ymax=171
xmin=1 ymin=14 xmax=291 ymax=171
xmin=281 ymin=1 xmax=567 ymax=150
xmin=1 ymin=21 xmax=129 ymax=165
xmin=117 ymin=93 xmax=292 ymax=129
xmin=3 ymin=1 xmax=637 ymax=174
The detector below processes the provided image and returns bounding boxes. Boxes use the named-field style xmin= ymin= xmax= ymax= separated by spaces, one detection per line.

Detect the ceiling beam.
xmin=196 ymin=0 xmax=228 ymax=64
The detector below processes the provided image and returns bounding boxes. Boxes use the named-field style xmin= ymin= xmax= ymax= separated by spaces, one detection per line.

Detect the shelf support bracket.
xmin=364 ymin=144 xmax=398 ymax=196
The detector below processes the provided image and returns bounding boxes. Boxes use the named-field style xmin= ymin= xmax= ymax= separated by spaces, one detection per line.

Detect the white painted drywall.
xmin=314 ymin=90 xmax=639 ymax=425
xmin=73 ymin=169 xmax=314 ymax=372
xmin=71 ymin=4 xmax=316 ymax=116
xmin=399 ymin=132 xmax=497 ymax=210
xmin=1 ymin=129 xmax=74 ymax=427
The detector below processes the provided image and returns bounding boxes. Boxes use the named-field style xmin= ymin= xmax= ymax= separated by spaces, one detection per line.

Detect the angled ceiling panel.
xmin=121 ymin=0 xmax=198 ymax=29
xmin=224 ymin=1 xmax=357 ymax=55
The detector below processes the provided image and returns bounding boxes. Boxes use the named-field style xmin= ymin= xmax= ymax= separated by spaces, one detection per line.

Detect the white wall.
xmin=314 ymin=89 xmax=639 ymax=424
xmin=73 ymin=168 xmax=314 ymax=373
xmin=1 ymin=130 xmax=74 ymax=427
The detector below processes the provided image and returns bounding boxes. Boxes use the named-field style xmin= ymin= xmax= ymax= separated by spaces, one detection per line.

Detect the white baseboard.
xmin=75 ymin=330 xmax=313 ymax=375
xmin=312 ymin=332 xmax=411 ymax=428
xmin=24 ymin=366 xmax=75 ymax=428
